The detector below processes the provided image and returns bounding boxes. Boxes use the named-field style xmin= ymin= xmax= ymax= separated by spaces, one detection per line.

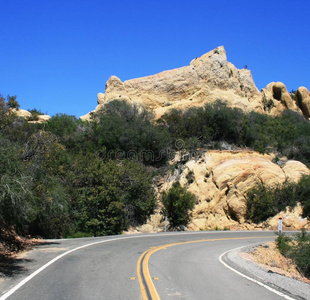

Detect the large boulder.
xmin=13 ymin=108 xmax=32 ymax=118
xmin=272 ymin=82 xmax=295 ymax=110
xmin=296 ymin=86 xmax=310 ymax=119
xmin=261 ymin=82 xmax=301 ymax=115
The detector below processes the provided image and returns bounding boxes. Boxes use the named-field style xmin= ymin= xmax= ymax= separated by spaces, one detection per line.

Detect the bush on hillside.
xmin=276 ymin=229 xmax=310 ymax=278
xmin=161 ymin=182 xmax=195 ymax=230
xmin=246 ymin=180 xmax=300 ymax=223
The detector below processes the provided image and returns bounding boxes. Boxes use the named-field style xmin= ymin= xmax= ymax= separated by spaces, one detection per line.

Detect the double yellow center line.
xmin=136 ymin=236 xmax=273 ymax=300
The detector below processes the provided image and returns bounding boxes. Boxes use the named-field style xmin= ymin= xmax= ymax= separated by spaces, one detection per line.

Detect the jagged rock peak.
xmin=81 ymin=46 xmax=262 ymax=120
xmin=80 ymin=46 xmax=309 ymax=120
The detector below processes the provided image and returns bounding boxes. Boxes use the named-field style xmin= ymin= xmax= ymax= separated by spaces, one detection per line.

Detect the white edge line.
xmin=0 ymin=235 xmax=141 ymax=300
xmin=219 ymin=247 xmax=296 ymax=300
xmin=0 ymin=230 xmax=235 ymax=299
xmin=0 ymin=231 xmax=276 ymax=300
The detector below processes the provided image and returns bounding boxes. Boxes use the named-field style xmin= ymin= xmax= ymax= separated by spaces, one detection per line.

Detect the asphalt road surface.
xmin=0 ymin=231 xmax=293 ymax=300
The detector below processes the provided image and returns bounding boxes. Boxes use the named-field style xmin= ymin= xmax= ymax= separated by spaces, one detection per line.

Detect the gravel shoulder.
xmin=224 ymin=242 xmax=310 ymax=300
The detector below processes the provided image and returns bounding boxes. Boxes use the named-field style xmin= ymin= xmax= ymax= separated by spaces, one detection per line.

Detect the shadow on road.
xmin=0 ymin=241 xmax=60 ymax=279
xmin=0 ymin=256 xmax=33 ymax=278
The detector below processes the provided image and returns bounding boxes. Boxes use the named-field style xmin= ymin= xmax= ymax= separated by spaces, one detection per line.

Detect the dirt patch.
xmin=240 ymin=242 xmax=310 ymax=284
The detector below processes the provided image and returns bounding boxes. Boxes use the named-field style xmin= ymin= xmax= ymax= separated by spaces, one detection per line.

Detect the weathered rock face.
xmin=261 ymin=82 xmax=302 ymax=116
xmin=159 ymin=150 xmax=310 ymax=231
xmin=296 ymin=87 xmax=310 ymax=119
xmin=13 ymin=108 xmax=32 ymax=118
xmin=85 ymin=46 xmax=265 ymax=118
xmin=83 ymin=46 xmax=309 ymax=120
xmin=12 ymin=108 xmax=51 ymax=123
xmin=83 ymin=46 xmax=310 ymax=232
xmin=103 ymin=47 xmax=261 ymax=110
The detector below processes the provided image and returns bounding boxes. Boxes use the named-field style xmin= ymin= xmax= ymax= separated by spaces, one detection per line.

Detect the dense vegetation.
xmin=0 ymin=97 xmax=164 ymax=244
xmin=276 ymin=229 xmax=310 ymax=278
xmin=1 ymin=94 xmax=310 ymax=246
xmin=246 ymin=175 xmax=310 ymax=223
xmin=161 ymin=182 xmax=195 ymax=230
xmin=161 ymin=100 xmax=310 ymax=167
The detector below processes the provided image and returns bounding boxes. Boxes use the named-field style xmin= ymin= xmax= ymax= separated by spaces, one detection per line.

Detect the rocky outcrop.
xmin=159 ymin=150 xmax=310 ymax=231
xmin=12 ymin=109 xmax=51 ymax=123
xmin=82 ymin=46 xmax=309 ymax=120
xmin=83 ymin=46 xmax=310 ymax=232
xmin=261 ymin=82 xmax=302 ymax=115
xmin=84 ymin=46 xmax=265 ymax=119
xmin=13 ymin=108 xmax=32 ymax=119
xmin=296 ymin=87 xmax=310 ymax=119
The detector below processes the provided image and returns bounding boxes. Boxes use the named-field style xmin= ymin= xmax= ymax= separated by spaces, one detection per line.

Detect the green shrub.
xmin=246 ymin=180 xmax=299 ymax=223
xmin=276 ymin=233 xmax=293 ymax=257
xmin=246 ymin=183 xmax=277 ymax=223
xmin=66 ymin=231 xmax=94 ymax=238
xmin=276 ymin=230 xmax=310 ymax=278
xmin=161 ymin=182 xmax=195 ymax=230
xmin=293 ymin=241 xmax=310 ymax=277
xmin=70 ymin=157 xmax=156 ymax=236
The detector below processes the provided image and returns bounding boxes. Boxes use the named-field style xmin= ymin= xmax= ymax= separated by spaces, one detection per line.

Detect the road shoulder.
xmin=222 ymin=244 xmax=310 ymax=300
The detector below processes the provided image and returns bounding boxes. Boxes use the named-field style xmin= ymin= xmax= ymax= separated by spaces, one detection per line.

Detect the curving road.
xmin=0 ymin=231 xmax=293 ymax=300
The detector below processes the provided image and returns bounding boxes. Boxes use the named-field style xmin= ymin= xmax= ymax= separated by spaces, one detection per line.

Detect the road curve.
xmin=0 ymin=231 xmax=290 ymax=300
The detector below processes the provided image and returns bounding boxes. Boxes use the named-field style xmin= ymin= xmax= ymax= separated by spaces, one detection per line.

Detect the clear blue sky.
xmin=1 ymin=0 xmax=309 ymax=117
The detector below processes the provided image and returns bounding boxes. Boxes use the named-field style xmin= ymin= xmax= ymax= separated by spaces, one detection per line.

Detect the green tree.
xmin=0 ymin=95 xmax=15 ymax=130
xmin=162 ymin=182 xmax=195 ymax=230
xmin=297 ymin=175 xmax=310 ymax=218
xmin=246 ymin=181 xmax=299 ymax=223
xmin=246 ymin=183 xmax=279 ymax=223
xmin=6 ymin=95 xmax=20 ymax=109
xmin=0 ymin=138 xmax=35 ymax=233
xmin=70 ymin=156 xmax=156 ymax=236
xmin=92 ymin=100 xmax=172 ymax=166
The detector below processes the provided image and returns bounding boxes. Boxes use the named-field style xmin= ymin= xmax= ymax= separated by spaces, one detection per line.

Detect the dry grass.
xmin=241 ymin=242 xmax=310 ymax=284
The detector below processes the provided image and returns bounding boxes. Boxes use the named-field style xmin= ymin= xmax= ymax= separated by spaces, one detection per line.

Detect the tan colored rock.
xmin=296 ymin=86 xmax=310 ymax=119
xmin=11 ymin=108 xmax=50 ymax=123
xmin=261 ymin=82 xmax=301 ymax=115
xmin=282 ymin=160 xmax=310 ymax=181
xmin=81 ymin=46 xmax=309 ymax=120
xmin=272 ymin=82 xmax=295 ymax=110
xmin=37 ymin=114 xmax=51 ymax=123
xmin=13 ymin=108 xmax=32 ymax=118
xmin=161 ymin=150 xmax=310 ymax=231
xmin=79 ymin=112 xmax=93 ymax=121
xmin=93 ymin=46 xmax=262 ymax=118
xmin=97 ymin=92 xmax=105 ymax=105
xmin=268 ymin=203 xmax=308 ymax=230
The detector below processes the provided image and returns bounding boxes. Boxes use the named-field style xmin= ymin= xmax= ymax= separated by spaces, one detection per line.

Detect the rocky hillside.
xmin=172 ymin=150 xmax=309 ymax=230
xmin=5 ymin=46 xmax=310 ymax=235
xmin=81 ymin=46 xmax=310 ymax=120
xmin=137 ymin=150 xmax=310 ymax=233
xmin=79 ymin=46 xmax=310 ymax=232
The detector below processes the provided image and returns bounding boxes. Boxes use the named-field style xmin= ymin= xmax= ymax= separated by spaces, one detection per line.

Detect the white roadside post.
xmin=164 ymin=216 xmax=167 ymax=232
xmin=278 ymin=217 xmax=283 ymax=235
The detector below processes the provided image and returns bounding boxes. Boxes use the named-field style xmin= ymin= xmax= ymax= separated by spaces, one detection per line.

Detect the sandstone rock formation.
xmin=296 ymin=86 xmax=310 ymax=119
xmin=83 ymin=46 xmax=310 ymax=232
xmin=261 ymin=82 xmax=302 ymax=115
xmin=12 ymin=108 xmax=32 ymax=119
xmin=82 ymin=46 xmax=263 ymax=119
xmin=156 ymin=150 xmax=310 ymax=231
xmin=13 ymin=108 xmax=51 ymax=123
xmin=82 ymin=46 xmax=309 ymax=120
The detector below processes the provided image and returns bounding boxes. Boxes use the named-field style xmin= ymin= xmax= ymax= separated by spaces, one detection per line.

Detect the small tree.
xmin=6 ymin=95 xmax=20 ymax=110
xmin=162 ymin=182 xmax=195 ymax=230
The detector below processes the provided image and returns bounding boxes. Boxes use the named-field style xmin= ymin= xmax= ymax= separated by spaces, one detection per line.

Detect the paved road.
xmin=0 ymin=231 xmax=291 ymax=300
